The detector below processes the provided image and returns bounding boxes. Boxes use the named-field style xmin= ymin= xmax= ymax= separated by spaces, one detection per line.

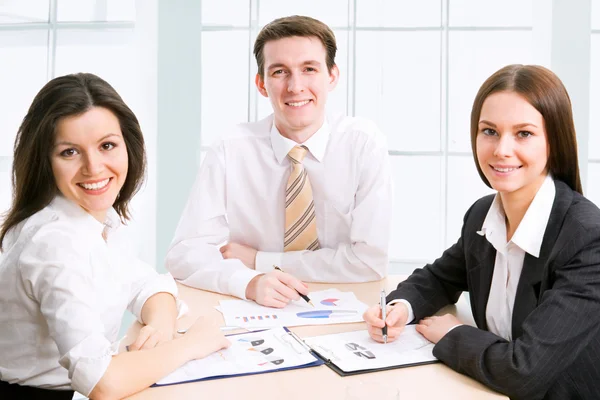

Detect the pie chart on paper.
xmin=320 ymin=298 xmax=339 ymax=306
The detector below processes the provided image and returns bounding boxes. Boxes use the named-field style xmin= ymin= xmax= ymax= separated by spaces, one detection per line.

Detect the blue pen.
xmin=296 ymin=310 xmax=357 ymax=318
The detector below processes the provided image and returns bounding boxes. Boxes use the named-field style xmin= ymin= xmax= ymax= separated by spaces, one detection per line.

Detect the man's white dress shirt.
xmin=166 ymin=113 xmax=393 ymax=299
xmin=0 ymin=196 xmax=180 ymax=396
xmin=400 ymin=175 xmax=555 ymax=340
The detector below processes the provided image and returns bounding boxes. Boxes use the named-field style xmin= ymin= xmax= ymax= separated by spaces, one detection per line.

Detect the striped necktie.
xmin=284 ymin=145 xmax=320 ymax=251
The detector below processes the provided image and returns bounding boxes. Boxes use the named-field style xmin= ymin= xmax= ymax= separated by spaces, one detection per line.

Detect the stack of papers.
xmin=219 ymin=289 xmax=368 ymax=328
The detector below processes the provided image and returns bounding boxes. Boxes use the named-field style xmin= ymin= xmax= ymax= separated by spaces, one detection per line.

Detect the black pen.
xmin=380 ymin=289 xmax=388 ymax=344
xmin=273 ymin=265 xmax=314 ymax=307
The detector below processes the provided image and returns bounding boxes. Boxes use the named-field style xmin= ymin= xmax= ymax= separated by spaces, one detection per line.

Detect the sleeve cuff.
xmin=388 ymin=299 xmax=415 ymax=324
xmin=228 ymin=268 xmax=262 ymax=300
xmin=131 ymin=273 xmax=179 ymax=324
xmin=255 ymin=251 xmax=284 ymax=273
xmin=60 ymin=333 xmax=117 ymax=397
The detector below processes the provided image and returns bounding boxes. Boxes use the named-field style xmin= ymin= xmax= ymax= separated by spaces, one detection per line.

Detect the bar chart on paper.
xmin=236 ymin=314 xmax=279 ymax=323
xmin=220 ymin=289 xmax=369 ymax=328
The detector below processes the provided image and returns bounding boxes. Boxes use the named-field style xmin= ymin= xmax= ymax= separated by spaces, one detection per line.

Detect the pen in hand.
xmin=380 ymin=289 xmax=388 ymax=344
xmin=273 ymin=265 xmax=314 ymax=307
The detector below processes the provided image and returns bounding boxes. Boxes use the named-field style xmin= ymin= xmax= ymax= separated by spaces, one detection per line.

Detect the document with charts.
xmin=219 ymin=289 xmax=368 ymax=328
xmin=302 ymin=325 xmax=438 ymax=375
xmin=154 ymin=327 xmax=322 ymax=386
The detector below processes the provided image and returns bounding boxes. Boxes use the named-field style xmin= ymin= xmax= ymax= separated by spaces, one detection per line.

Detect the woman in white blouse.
xmin=0 ymin=73 xmax=230 ymax=399
xmin=364 ymin=65 xmax=600 ymax=399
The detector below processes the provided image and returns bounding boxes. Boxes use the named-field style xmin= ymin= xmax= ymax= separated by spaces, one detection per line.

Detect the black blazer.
xmin=388 ymin=180 xmax=600 ymax=400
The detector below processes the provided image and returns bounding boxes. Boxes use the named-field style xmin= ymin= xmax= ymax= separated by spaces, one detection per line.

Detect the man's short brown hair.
xmin=254 ymin=15 xmax=337 ymax=79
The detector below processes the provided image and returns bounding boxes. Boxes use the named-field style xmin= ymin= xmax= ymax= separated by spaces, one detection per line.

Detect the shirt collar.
xmin=477 ymin=194 xmax=507 ymax=253
xmin=478 ymin=175 xmax=556 ymax=258
xmin=511 ymin=175 xmax=555 ymax=257
xmin=49 ymin=195 xmax=120 ymax=237
xmin=270 ymin=116 xmax=330 ymax=164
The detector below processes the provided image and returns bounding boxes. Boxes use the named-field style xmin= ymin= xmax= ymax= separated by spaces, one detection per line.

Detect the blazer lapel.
xmin=512 ymin=253 xmax=544 ymax=338
xmin=470 ymin=238 xmax=496 ymax=330
xmin=511 ymin=180 xmax=573 ymax=339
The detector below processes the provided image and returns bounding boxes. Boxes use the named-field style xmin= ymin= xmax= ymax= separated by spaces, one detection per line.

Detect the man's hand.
xmin=416 ymin=314 xmax=462 ymax=344
xmin=220 ymin=242 xmax=258 ymax=269
xmin=363 ymin=302 xmax=409 ymax=343
xmin=245 ymin=270 xmax=309 ymax=308
xmin=129 ymin=324 xmax=173 ymax=351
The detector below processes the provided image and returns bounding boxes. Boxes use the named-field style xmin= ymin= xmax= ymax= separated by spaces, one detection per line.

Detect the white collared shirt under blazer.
xmin=0 ymin=196 xmax=180 ymax=396
xmin=481 ymin=175 xmax=555 ymax=340
xmin=399 ymin=175 xmax=556 ymax=340
xmin=166 ymin=113 xmax=393 ymax=299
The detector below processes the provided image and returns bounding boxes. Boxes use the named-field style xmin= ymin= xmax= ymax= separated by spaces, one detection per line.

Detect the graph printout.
xmin=220 ymin=289 xmax=369 ymax=328
xmin=155 ymin=327 xmax=318 ymax=386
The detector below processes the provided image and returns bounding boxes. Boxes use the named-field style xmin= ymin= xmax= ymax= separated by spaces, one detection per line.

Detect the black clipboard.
xmin=301 ymin=329 xmax=439 ymax=377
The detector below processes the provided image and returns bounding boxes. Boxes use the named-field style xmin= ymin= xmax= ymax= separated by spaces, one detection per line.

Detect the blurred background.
xmin=1 ymin=0 xmax=599 ymax=275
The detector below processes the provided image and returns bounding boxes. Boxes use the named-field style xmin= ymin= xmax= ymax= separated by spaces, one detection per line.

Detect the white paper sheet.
xmin=155 ymin=327 xmax=318 ymax=386
xmin=303 ymin=325 xmax=436 ymax=372
xmin=219 ymin=289 xmax=368 ymax=328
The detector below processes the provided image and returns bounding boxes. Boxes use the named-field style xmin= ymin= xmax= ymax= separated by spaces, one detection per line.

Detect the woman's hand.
xmin=129 ymin=324 xmax=174 ymax=351
xmin=416 ymin=314 xmax=462 ymax=344
xmin=363 ymin=302 xmax=409 ymax=343
xmin=180 ymin=317 xmax=231 ymax=359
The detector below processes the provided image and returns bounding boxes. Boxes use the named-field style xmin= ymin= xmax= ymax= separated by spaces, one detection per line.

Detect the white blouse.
xmin=481 ymin=175 xmax=555 ymax=340
xmin=0 ymin=196 xmax=180 ymax=396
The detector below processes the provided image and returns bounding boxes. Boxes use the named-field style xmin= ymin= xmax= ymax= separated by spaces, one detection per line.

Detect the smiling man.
xmin=166 ymin=16 xmax=393 ymax=307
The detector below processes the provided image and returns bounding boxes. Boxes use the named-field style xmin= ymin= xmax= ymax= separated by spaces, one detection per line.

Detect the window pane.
xmin=0 ymin=157 xmax=11 ymax=216
xmin=356 ymin=0 xmax=440 ymax=27
xmin=258 ymin=0 xmax=349 ymax=28
xmin=446 ymin=155 xmax=494 ymax=247
xmin=448 ymin=31 xmax=533 ymax=152
xmin=0 ymin=0 xmax=49 ymax=23
xmin=202 ymin=0 xmax=249 ymax=26
xmin=201 ymin=31 xmax=249 ymax=146
xmin=587 ymin=163 xmax=600 ymax=208
xmin=57 ymin=0 xmax=135 ymax=22
xmin=0 ymin=31 xmax=48 ymax=157
xmin=355 ymin=31 xmax=441 ymax=151
xmin=593 ymin=0 xmax=600 ymax=30
xmin=54 ymin=29 xmax=136 ymax=103
xmin=256 ymin=29 xmax=349 ymax=120
xmin=589 ymin=34 xmax=600 ymax=159
xmin=449 ymin=0 xmax=533 ymax=27
xmin=390 ymin=156 xmax=443 ymax=261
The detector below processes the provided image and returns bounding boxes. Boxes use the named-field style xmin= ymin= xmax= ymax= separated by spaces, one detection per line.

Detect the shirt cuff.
xmin=60 ymin=333 xmax=117 ymax=397
xmin=388 ymin=299 xmax=415 ymax=324
xmin=228 ymin=268 xmax=262 ymax=300
xmin=255 ymin=251 xmax=284 ymax=273
xmin=447 ymin=324 xmax=463 ymax=333
xmin=132 ymin=273 xmax=180 ymax=324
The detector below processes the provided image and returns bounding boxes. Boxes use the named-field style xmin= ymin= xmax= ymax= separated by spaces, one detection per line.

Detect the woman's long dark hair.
xmin=0 ymin=73 xmax=146 ymax=250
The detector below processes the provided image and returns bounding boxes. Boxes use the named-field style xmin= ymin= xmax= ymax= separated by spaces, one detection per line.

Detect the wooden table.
xmin=127 ymin=276 xmax=507 ymax=400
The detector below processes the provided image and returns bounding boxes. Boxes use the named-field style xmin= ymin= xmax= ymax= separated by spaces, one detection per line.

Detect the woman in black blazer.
xmin=364 ymin=64 xmax=600 ymax=400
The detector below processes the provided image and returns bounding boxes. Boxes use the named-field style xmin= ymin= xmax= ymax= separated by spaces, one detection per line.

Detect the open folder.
xmin=301 ymin=325 xmax=438 ymax=376
xmin=153 ymin=327 xmax=323 ymax=387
